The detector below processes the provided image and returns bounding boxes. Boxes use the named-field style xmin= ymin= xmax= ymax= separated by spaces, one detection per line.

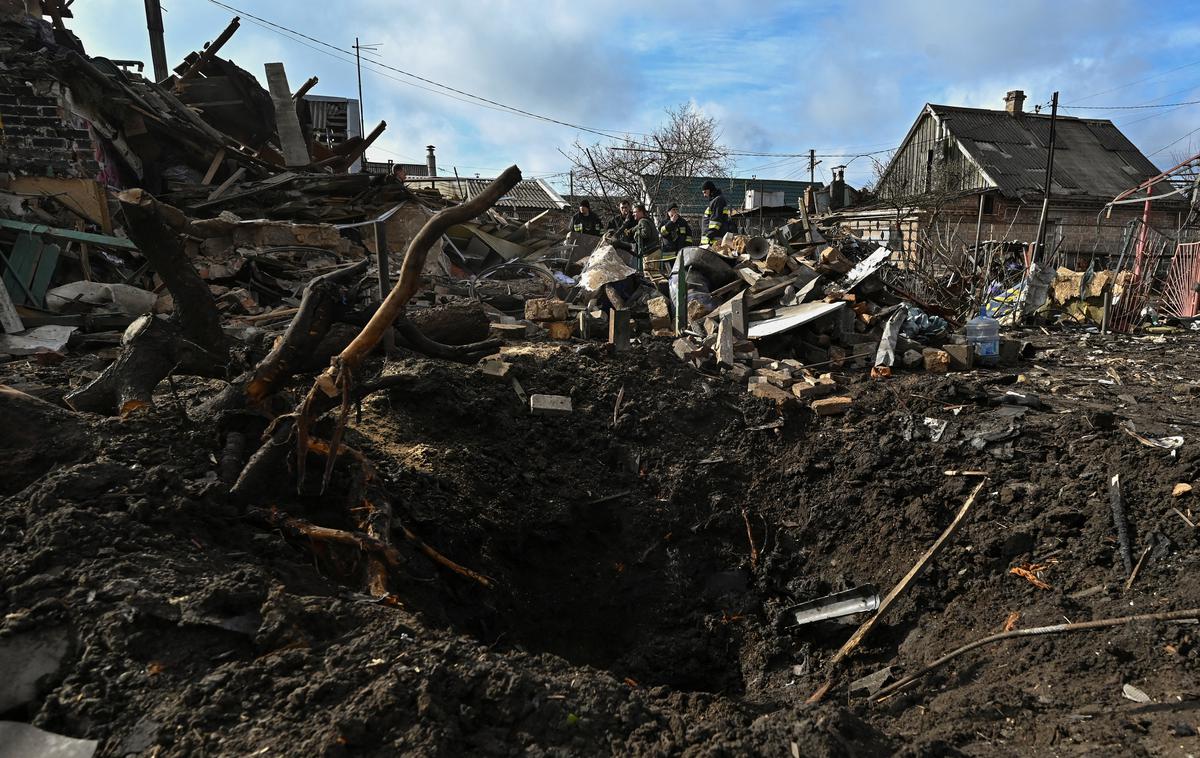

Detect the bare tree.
xmin=564 ymin=104 xmax=731 ymax=217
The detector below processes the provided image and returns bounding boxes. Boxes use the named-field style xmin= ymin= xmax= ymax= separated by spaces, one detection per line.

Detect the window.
xmin=982 ymin=195 xmax=995 ymax=215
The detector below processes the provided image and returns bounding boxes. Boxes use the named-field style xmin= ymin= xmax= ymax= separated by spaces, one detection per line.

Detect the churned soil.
xmin=2 ymin=330 xmax=1198 ymax=756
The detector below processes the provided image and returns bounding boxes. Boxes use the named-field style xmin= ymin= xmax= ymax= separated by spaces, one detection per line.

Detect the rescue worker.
xmin=700 ymin=180 xmax=734 ymax=246
xmin=570 ymin=199 xmax=603 ymax=236
xmin=606 ymin=199 xmax=636 ymax=250
xmin=658 ymin=203 xmax=693 ymax=256
xmin=631 ymin=204 xmax=660 ymax=274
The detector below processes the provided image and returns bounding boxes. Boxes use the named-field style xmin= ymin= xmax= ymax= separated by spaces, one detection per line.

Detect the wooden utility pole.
xmin=143 ymin=0 xmax=169 ymax=83
xmin=1032 ymin=92 xmax=1060 ymax=264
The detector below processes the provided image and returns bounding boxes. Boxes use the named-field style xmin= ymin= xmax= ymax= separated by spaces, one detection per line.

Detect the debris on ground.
xmin=2 ymin=6 xmax=1200 ymax=758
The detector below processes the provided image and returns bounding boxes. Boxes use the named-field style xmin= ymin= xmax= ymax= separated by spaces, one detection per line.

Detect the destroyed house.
xmin=838 ymin=90 xmax=1186 ymax=265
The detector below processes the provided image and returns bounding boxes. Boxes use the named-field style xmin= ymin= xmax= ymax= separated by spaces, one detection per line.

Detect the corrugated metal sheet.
xmin=441 ymin=177 xmax=567 ymax=210
xmin=929 ymin=105 xmax=1161 ymax=201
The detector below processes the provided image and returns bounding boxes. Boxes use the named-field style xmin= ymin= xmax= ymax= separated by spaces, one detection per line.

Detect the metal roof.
xmin=439 ymin=177 xmax=568 ymax=211
xmin=642 ymin=175 xmax=820 ymax=216
xmin=929 ymin=104 xmax=1161 ymax=201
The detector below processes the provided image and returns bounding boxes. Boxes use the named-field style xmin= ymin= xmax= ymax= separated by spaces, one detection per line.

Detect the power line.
xmin=204 ymin=0 xmax=650 ymax=143
xmin=1149 ymin=124 xmax=1200 ymax=158
xmin=1064 ymin=58 xmax=1200 ymax=104
xmin=1064 ymin=98 xmax=1200 ymax=110
xmin=202 ymin=0 xmax=907 ymax=162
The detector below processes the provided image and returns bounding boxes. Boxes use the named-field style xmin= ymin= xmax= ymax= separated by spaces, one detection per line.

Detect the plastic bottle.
xmin=965 ymin=314 xmax=1000 ymax=358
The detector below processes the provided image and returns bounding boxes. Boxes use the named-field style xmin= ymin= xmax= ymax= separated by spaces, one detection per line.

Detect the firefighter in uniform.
xmin=701 ymin=180 xmax=734 ymax=246
xmin=658 ymin=203 xmax=693 ymax=266
xmin=570 ymin=199 xmax=603 ymax=236
xmin=630 ymin=204 xmax=660 ymax=274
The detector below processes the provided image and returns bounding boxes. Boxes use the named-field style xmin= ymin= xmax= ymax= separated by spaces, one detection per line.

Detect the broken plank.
xmin=207 ymin=167 xmax=246 ymax=201
xmin=264 ymin=62 xmax=311 ymax=167
xmin=745 ymin=274 xmax=801 ymax=308
xmin=0 ymin=275 xmax=23 ymax=333
xmin=0 ymin=219 xmax=137 ymax=251
xmin=201 ymin=147 xmax=226 ymax=185
xmin=808 ymin=479 xmax=987 ymax=703
xmin=716 ymin=313 xmax=735 ymax=366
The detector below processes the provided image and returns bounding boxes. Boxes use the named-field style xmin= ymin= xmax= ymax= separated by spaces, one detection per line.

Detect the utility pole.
xmin=1032 ymin=91 xmax=1059 ymax=264
xmin=352 ymin=38 xmax=379 ymax=164
xmin=809 ymin=148 xmax=816 ymax=185
xmin=143 ymin=0 xmax=169 ymax=83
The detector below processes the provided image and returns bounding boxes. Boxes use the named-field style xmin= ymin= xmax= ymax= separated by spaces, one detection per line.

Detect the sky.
xmin=69 ymin=0 xmax=1200 ymax=193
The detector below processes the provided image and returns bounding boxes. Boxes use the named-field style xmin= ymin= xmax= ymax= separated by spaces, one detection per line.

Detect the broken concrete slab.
xmin=530 ymin=394 xmax=572 ymax=416
xmin=0 ymin=627 xmax=70 ymax=713
xmin=750 ymin=382 xmax=796 ymax=407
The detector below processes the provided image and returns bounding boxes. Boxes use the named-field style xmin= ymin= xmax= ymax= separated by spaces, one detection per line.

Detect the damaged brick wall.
xmin=0 ymin=77 xmax=98 ymax=178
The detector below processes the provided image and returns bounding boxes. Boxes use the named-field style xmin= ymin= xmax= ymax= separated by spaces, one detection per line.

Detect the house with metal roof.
xmin=438 ymin=177 xmax=568 ymax=222
xmin=640 ymin=174 xmax=820 ymax=217
xmin=838 ymin=90 xmax=1185 ymax=265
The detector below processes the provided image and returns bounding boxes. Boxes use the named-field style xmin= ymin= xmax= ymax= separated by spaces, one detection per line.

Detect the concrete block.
xmin=922 ymin=348 xmax=950 ymax=373
xmin=530 ymin=394 xmax=572 ymax=416
xmin=943 ymin=343 xmax=974 ymax=371
xmin=811 ymin=395 xmax=852 ymax=416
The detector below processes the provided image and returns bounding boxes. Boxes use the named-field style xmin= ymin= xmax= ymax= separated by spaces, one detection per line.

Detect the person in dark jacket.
xmin=630 ymin=203 xmax=660 ymax=273
xmin=606 ymin=199 xmax=636 ymax=250
xmin=658 ymin=203 xmax=693 ymax=257
xmin=700 ymin=180 xmax=734 ymax=245
xmin=571 ymin=199 xmax=603 ymax=236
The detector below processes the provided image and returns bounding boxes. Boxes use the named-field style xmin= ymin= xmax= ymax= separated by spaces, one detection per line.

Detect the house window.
xmin=982 ymin=195 xmax=995 ymax=215
xmin=925 ymin=150 xmax=934 ymax=192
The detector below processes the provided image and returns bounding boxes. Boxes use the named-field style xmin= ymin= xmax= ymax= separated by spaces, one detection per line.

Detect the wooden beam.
xmin=264 ymin=62 xmax=311 ymax=167
xmin=292 ymin=76 xmax=319 ymax=100
xmin=201 ymin=147 xmax=226 ymax=186
xmin=175 ymin=16 xmax=241 ymax=85
xmin=206 ymin=166 xmax=246 ymax=201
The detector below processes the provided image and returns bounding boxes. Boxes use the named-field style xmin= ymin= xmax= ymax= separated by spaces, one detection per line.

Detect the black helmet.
xmin=701 ymin=180 xmax=718 ymax=193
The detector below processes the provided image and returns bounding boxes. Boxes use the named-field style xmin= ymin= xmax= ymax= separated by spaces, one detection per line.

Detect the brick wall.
xmin=838 ymin=192 xmax=1187 ymax=267
xmin=0 ymin=77 xmax=98 ymax=178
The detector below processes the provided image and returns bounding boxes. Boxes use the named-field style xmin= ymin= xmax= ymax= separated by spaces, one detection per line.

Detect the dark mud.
xmin=2 ymin=331 xmax=1199 ymax=755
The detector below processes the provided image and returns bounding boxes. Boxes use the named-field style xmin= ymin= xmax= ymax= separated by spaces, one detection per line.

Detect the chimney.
xmin=829 ymin=166 xmax=846 ymax=211
xmin=1004 ymin=90 xmax=1026 ymax=115
xmin=425 ymin=145 xmax=437 ymax=177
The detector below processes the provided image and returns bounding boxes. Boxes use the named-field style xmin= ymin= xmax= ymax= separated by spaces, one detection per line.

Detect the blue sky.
xmin=71 ymin=1 xmax=1200 ymax=192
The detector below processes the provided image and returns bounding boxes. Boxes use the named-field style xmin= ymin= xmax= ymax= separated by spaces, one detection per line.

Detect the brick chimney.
xmin=425 ymin=145 xmax=437 ymax=177
xmin=1004 ymin=90 xmax=1026 ymax=115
